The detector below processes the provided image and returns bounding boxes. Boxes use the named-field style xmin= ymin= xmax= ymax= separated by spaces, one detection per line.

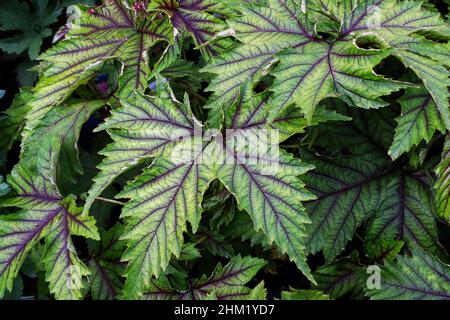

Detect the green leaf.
xmin=0 ymin=88 xmax=33 ymax=165
xmin=389 ymin=86 xmax=445 ymax=159
xmin=337 ymin=0 xmax=450 ymax=130
xmin=142 ymin=255 xmax=266 ymax=300
xmin=0 ymin=176 xmax=11 ymax=198
xmin=270 ymin=41 xmax=405 ymax=122
xmin=365 ymin=240 xmax=404 ymax=263
xmin=88 ymin=224 xmax=125 ymax=300
xmin=367 ymin=246 xmax=450 ymax=300
xmin=119 ymin=157 xmax=215 ymax=299
xmin=314 ymin=252 xmax=365 ymax=299
xmin=22 ymin=100 xmax=105 ymax=183
xmin=205 ymin=0 xmax=410 ymax=122
xmin=434 ymin=135 xmax=450 ymax=222
xmin=302 ymin=149 xmax=388 ymax=261
xmin=82 ymin=84 xmax=197 ymax=216
xmin=217 ymin=88 xmax=317 ymax=283
xmin=281 ymin=289 xmax=330 ymax=300
xmin=0 ymin=0 xmax=61 ymax=59
xmin=366 ymin=172 xmax=439 ymax=255
xmin=25 ymin=0 xmax=173 ymax=135
xmin=150 ymin=0 xmax=232 ymax=58
xmin=0 ymin=165 xmax=98 ymax=300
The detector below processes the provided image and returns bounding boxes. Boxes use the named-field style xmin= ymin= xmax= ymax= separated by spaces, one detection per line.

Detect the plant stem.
xmin=96 ymin=196 xmax=125 ymax=206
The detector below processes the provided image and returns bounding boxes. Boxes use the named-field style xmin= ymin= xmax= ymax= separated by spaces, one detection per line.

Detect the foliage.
xmin=0 ymin=0 xmax=449 ymax=300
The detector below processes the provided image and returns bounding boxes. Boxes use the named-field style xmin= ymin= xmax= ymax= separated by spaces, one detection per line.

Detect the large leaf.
xmin=314 ymin=252 xmax=365 ymax=299
xmin=302 ymin=149 xmax=388 ymax=260
xmin=119 ymin=157 xmax=216 ymax=299
xmin=25 ymin=0 xmax=173 ymax=134
xmin=302 ymin=106 xmax=439 ymax=260
xmin=217 ymin=87 xmax=317 ymax=282
xmin=367 ymin=246 xmax=450 ymax=300
xmin=335 ymin=0 xmax=450 ymax=130
xmin=0 ymin=164 xmax=98 ymax=300
xmin=142 ymin=255 xmax=266 ymax=300
xmin=366 ymin=172 xmax=439 ymax=255
xmin=206 ymin=0 xmax=449 ymax=125
xmin=82 ymin=84 xmax=198 ymax=216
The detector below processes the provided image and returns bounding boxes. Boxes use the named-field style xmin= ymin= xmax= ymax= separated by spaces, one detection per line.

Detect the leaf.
xmin=434 ymin=135 xmax=450 ymax=221
xmin=337 ymin=0 xmax=450 ymax=130
xmin=302 ymin=149 xmax=388 ymax=261
xmin=302 ymin=105 xmax=439 ymax=260
xmin=22 ymin=100 xmax=105 ymax=183
xmin=205 ymin=0 xmax=408 ymax=122
xmin=389 ymin=86 xmax=445 ymax=160
xmin=226 ymin=211 xmax=270 ymax=249
xmin=367 ymin=246 xmax=450 ymax=300
xmin=0 ymin=176 xmax=10 ymax=198
xmin=0 ymin=88 xmax=33 ymax=165
xmin=281 ymin=289 xmax=330 ymax=300
xmin=217 ymin=88 xmax=317 ymax=282
xmin=0 ymin=0 xmax=61 ymax=59
xmin=82 ymin=83 xmax=198 ymax=216
xmin=0 ymin=96 xmax=100 ymax=299
xmin=314 ymin=252 xmax=365 ymax=299
xmin=270 ymin=40 xmax=405 ymax=122
xmin=119 ymin=157 xmax=216 ymax=299
xmin=0 ymin=165 xmax=98 ymax=300
xmin=25 ymin=0 xmax=173 ymax=134
xmin=88 ymin=224 xmax=125 ymax=300
xmin=198 ymin=229 xmax=235 ymax=258
xmin=142 ymin=255 xmax=266 ymax=300
xmin=365 ymin=240 xmax=404 ymax=263
xmin=150 ymin=0 xmax=232 ymax=57
xmin=366 ymin=172 xmax=439 ymax=255
xmin=202 ymin=43 xmax=280 ymax=110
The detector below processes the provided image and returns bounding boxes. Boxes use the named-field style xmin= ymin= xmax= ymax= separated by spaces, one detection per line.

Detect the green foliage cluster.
xmin=0 ymin=0 xmax=449 ymax=300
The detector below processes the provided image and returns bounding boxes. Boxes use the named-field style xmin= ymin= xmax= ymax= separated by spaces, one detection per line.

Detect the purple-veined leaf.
xmin=88 ymin=223 xmax=125 ymax=300
xmin=150 ymin=0 xmax=232 ymax=57
xmin=434 ymin=135 xmax=450 ymax=222
xmin=25 ymin=0 xmax=173 ymax=135
xmin=367 ymin=246 xmax=450 ymax=300
xmin=142 ymin=255 xmax=266 ymax=300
